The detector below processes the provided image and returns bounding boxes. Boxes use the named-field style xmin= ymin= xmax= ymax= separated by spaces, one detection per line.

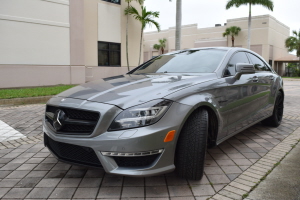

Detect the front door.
xmin=223 ymin=51 xmax=260 ymax=135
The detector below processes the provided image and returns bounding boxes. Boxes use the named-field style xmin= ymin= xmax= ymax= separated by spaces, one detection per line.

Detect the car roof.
xmin=164 ymin=47 xmax=253 ymax=55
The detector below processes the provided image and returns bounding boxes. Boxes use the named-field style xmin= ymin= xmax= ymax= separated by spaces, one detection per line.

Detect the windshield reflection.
xmin=131 ymin=49 xmax=227 ymax=74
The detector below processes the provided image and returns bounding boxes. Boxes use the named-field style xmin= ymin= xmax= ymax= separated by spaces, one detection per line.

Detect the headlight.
xmin=108 ymin=99 xmax=172 ymax=131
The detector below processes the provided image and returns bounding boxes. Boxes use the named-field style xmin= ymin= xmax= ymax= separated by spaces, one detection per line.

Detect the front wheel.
xmin=175 ymin=108 xmax=208 ymax=180
xmin=261 ymin=91 xmax=284 ymax=127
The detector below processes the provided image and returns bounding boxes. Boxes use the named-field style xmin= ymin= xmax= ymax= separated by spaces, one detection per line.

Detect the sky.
xmin=144 ymin=0 xmax=300 ymax=36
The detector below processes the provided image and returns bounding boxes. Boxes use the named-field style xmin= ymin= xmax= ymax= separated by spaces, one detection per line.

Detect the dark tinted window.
xmin=225 ymin=52 xmax=249 ymax=76
xmin=131 ymin=49 xmax=226 ymax=74
xmin=102 ymin=0 xmax=120 ymax=4
xmin=98 ymin=42 xmax=121 ymax=66
xmin=247 ymin=53 xmax=271 ymax=72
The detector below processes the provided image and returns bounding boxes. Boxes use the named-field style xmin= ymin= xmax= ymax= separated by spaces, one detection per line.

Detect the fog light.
xmin=101 ymin=149 xmax=163 ymax=157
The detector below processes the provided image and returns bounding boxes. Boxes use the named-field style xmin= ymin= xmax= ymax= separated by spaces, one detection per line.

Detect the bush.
xmin=286 ymin=63 xmax=300 ymax=77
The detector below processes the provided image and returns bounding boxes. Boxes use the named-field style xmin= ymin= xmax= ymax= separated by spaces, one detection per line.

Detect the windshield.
xmin=131 ymin=49 xmax=227 ymax=74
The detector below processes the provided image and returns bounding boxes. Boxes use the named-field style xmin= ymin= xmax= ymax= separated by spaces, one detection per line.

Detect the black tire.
xmin=261 ymin=91 xmax=284 ymax=127
xmin=175 ymin=108 xmax=208 ymax=180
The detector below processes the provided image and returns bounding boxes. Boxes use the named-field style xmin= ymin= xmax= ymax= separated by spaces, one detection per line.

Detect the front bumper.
xmin=43 ymin=97 xmax=192 ymax=177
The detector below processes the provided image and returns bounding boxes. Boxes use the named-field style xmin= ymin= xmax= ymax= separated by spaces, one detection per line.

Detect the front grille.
xmin=113 ymin=154 xmax=160 ymax=167
xmin=45 ymin=105 xmax=100 ymax=135
xmin=44 ymin=133 xmax=102 ymax=167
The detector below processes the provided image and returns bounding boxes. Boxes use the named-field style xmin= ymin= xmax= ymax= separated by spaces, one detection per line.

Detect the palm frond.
xmin=226 ymin=0 xmax=247 ymax=9
xmin=223 ymin=26 xmax=241 ymax=37
xmin=226 ymin=0 xmax=274 ymax=10
xmin=153 ymin=44 xmax=161 ymax=50
xmin=285 ymin=30 xmax=300 ymax=57
xmin=252 ymin=0 xmax=274 ymax=11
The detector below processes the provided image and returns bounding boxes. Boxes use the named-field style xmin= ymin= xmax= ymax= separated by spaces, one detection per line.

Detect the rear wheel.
xmin=262 ymin=91 xmax=284 ymax=127
xmin=175 ymin=108 xmax=208 ymax=180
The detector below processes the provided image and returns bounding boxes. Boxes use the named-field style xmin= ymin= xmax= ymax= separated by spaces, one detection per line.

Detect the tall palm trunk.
xmin=175 ymin=0 xmax=182 ymax=50
xmin=138 ymin=27 xmax=143 ymax=65
xmin=126 ymin=2 xmax=130 ymax=71
xmin=232 ymin=36 xmax=234 ymax=47
xmin=247 ymin=3 xmax=252 ymax=49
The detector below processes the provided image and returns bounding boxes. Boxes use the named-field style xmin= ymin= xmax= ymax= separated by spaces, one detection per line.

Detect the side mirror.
xmin=235 ymin=63 xmax=255 ymax=80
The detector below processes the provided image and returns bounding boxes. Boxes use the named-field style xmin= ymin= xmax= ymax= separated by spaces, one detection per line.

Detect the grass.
xmin=282 ymin=76 xmax=300 ymax=79
xmin=0 ymin=85 xmax=76 ymax=99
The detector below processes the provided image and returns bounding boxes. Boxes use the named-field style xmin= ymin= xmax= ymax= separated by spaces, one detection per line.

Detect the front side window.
xmin=225 ymin=52 xmax=250 ymax=77
xmin=247 ymin=53 xmax=271 ymax=72
xmin=102 ymin=0 xmax=120 ymax=4
xmin=131 ymin=49 xmax=227 ymax=74
xmin=98 ymin=42 xmax=121 ymax=66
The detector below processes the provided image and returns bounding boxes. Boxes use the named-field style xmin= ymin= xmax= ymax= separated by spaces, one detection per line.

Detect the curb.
xmin=210 ymin=127 xmax=300 ymax=200
xmin=0 ymin=96 xmax=52 ymax=106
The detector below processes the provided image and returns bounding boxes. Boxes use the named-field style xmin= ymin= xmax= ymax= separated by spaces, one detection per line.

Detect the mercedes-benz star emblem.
xmin=53 ymin=109 xmax=67 ymax=131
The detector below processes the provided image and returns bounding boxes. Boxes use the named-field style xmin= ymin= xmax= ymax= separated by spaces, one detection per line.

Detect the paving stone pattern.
xmin=0 ymin=80 xmax=299 ymax=199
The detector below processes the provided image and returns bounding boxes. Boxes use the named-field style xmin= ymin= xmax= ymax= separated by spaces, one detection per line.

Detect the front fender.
xmin=177 ymin=93 xmax=223 ymax=131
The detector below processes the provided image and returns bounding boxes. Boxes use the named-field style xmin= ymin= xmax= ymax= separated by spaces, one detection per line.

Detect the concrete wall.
xmin=0 ymin=65 xmax=85 ymax=88
xmin=0 ymin=0 xmax=73 ymax=88
xmin=82 ymin=0 xmax=142 ymax=82
xmin=0 ymin=0 xmax=70 ymax=65
xmin=0 ymin=0 xmax=142 ymax=88
xmin=86 ymin=66 xmax=135 ymax=82
xmin=144 ymin=15 xmax=291 ymax=71
xmin=83 ymin=0 xmax=142 ymax=68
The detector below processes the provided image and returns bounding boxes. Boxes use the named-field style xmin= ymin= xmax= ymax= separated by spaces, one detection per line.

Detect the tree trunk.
xmin=175 ymin=0 xmax=182 ymax=50
xmin=232 ymin=36 xmax=234 ymax=47
xmin=161 ymin=47 xmax=164 ymax=54
xmin=126 ymin=2 xmax=130 ymax=71
xmin=138 ymin=28 xmax=143 ymax=66
xmin=247 ymin=3 xmax=252 ymax=49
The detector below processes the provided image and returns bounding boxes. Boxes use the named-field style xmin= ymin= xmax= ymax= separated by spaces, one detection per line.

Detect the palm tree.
xmin=125 ymin=0 xmax=144 ymax=71
xmin=223 ymin=26 xmax=241 ymax=47
xmin=285 ymin=30 xmax=300 ymax=68
xmin=153 ymin=38 xmax=167 ymax=54
xmin=226 ymin=0 xmax=274 ymax=49
xmin=125 ymin=6 xmax=160 ymax=65
xmin=169 ymin=0 xmax=182 ymax=51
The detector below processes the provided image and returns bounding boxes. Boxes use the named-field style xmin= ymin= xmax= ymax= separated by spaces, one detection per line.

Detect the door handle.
xmin=252 ymin=76 xmax=258 ymax=82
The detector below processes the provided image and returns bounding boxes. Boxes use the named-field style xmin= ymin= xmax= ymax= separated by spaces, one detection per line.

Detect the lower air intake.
xmin=44 ymin=133 xmax=102 ymax=168
xmin=113 ymin=154 xmax=160 ymax=167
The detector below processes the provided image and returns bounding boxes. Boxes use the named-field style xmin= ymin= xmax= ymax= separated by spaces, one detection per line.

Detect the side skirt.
xmin=216 ymin=114 xmax=272 ymax=145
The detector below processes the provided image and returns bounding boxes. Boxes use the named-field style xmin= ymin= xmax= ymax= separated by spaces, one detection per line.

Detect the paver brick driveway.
xmin=0 ymin=80 xmax=300 ymax=200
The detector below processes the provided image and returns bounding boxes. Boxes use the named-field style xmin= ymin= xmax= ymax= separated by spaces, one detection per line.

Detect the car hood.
xmin=56 ymin=73 xmax=217 ymax=109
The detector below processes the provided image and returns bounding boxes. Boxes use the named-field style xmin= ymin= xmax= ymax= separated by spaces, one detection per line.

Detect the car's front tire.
xmin=175 ymin=108 xmax=208 ymax=180
xmin=262 ymin=91 xmax=284 ymax=127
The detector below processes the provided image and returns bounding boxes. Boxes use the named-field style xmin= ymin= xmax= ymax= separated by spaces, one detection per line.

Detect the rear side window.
xmin=247 ymin=53 xmax=271 ymax=72
xmin=225 ymin=52 xmax=250 ymax=76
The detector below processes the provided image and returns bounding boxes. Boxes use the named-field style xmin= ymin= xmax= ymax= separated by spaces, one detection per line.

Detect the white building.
xmin=0 ymin=0 xmax=142 ymax=88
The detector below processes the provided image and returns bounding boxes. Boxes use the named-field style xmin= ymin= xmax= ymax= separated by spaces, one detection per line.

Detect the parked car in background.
xmin=43 ymin=47 xmax=284 ymax=180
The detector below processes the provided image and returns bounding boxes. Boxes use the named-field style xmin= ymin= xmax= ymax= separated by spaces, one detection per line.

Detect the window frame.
xmin=98 ymin=41 xmax=121 ymax=67
xmin=102 ymin=0 xmax=121 ymax=5
xmin=223 ymin=51 xmax=250 ymax=77
xmin=246 ymin=53 xmax=272 ymax=72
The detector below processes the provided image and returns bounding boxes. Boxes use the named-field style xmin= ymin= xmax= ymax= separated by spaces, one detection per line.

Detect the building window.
xmin=98 ymin=42 xmax=121 ymax=67
xmin=102 ymin=0 xmax=120 ymax=4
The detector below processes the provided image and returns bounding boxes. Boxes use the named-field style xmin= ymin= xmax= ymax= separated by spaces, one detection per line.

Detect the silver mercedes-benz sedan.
xmin=43 ymin=47 xmax=284 ymax=180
